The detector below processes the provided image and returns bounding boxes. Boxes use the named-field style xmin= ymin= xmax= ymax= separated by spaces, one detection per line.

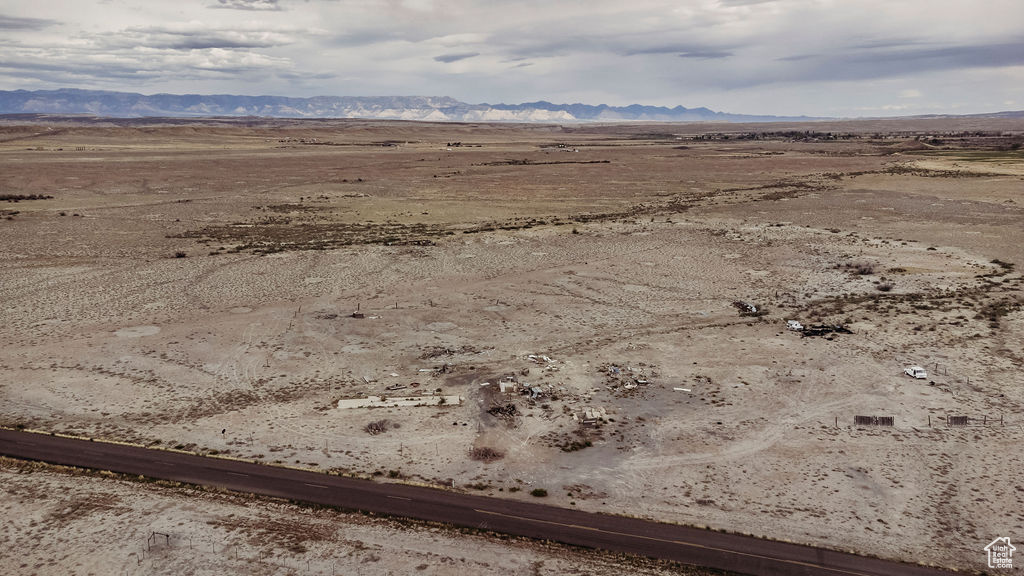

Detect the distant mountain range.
xmin=0 ymin=88 xmax=814 ymax=123
xmin=3 ymin=89 xmax=1022 ymax=123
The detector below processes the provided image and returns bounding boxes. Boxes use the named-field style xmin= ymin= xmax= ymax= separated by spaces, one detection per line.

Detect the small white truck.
xmin=904 ymin=366 xmax=927 ymax=379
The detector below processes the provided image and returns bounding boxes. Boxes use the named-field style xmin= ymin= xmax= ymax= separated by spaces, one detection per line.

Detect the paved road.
xmin=0 ymin=429 xmax=954 ymax=576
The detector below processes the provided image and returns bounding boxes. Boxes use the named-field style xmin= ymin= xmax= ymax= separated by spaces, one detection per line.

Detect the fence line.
xmin=125 ymin=531 xmax=349 ymax=575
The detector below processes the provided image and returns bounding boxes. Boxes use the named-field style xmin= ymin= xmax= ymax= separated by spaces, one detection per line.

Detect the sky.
xmin=1 ymin=0 xmax=1023 ymax=117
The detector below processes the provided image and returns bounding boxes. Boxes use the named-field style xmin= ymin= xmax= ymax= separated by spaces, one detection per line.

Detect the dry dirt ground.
xmin=1 ymin=117 xmax=1023 ymax=574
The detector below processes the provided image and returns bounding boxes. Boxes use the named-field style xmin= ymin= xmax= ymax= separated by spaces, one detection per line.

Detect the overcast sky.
xmin=1 ymin=0 xmax=1022 ymax=117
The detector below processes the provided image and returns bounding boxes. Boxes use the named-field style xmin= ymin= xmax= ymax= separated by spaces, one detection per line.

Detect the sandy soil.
xmin=1 ymin=118 xmax=1022 ymax=573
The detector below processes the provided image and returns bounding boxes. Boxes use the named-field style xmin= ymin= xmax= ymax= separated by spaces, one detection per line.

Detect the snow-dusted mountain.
xmin=0 ymin=89 xmax=809 ymax=122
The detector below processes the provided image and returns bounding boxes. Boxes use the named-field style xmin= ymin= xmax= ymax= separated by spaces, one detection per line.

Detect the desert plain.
xmin=1 ymin=116 xmax=1023 ymax=574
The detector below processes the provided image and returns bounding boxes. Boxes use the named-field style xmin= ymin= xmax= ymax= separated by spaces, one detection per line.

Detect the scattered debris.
xmin=800 ymin=324 xmax=853 ymax=337
xmin=337 ymin=395 xmax=463 ymax=409
xmin=673 ymin=387 xmax=692 ymax=392
xmin=599 ymin=362 xmax=657 ymax=390
xmin=419 ymin=345 xmax=485 ymax=359
xmin=733 ymin=300 xmax=758 ymax=314
xmin=487 ymin=403 xmax=518 ymax=418
xmin=786 ymin=319 xmax=804 ymax=331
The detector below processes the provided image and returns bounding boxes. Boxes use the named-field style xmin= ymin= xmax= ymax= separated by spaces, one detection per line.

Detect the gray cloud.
xmin=88 ymin=25 xmax=296 ymax=52
xmin=623 ymin=43 xmax=733 ymax=57
xmin=434 ymin=52 xmax=479 ymax=63
xmin=329 ymin=27 xmax=437 ymax=48
xmin=2 ymin=1 xmax=1023 ymax=118
xmin=677 ymin=50 xmax=732 ymax=59
xmin=774 ymin=39 xmax=1024 ymax=84
xmin=0 ymin=14 xmax=58 ymax=30
xmin=0 ymin=58 xmax=164 ymax=81
xmin=210 ymin=0 xmax=282 ymax=10
xmin=280 ymin=71 xmax=336 ymax=80
xmin=0 ymin=38 xmax=302 ymax=87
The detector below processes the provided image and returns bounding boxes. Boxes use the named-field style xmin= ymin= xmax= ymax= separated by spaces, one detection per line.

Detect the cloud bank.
xmin=0 ymin=0 xmax=1021 ymax=117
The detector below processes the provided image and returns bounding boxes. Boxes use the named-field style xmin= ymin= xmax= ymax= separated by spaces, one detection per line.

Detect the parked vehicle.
xmin=904 ymin=366 xmax=927 ymax=379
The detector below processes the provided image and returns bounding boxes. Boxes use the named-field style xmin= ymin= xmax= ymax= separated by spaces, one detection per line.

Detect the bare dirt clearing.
xmin=1 ymin=117 xmax=1023 ymax=573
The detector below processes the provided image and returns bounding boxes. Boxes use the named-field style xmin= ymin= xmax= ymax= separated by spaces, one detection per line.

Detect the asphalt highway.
xmin=0 ymin=429 xmax=955 ymax=576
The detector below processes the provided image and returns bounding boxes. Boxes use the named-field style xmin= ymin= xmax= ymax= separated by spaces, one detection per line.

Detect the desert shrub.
xmin=1 ymin=194 xmax=53 ymax=202
xmin=174 ymin=251 xmax=187 ymax=258
xmin=560 ymin=440 xmax=593 ymax=452
xmin=469 ymin=446 xmax=505 ymax=462
xmin=530 ymin=488 xmax=548 ymax=497
xmin=876 ymin=282 xmax=894 ymax=292
xmin=364 ymin=419 xmax=390 ymax=435
xmin=844 ymin=262 xmax=875 ymax=275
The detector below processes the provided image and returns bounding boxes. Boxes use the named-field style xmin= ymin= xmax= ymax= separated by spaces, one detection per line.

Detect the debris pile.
xmin=527 ymin=353 xmax=560 ymax=373
xmin=487 ymin=403 xmax=518 ymax=418
xmin=800 ymin=324 xmax=853 ymax=338
xmin=599 ymin=363 xmax=656 ymax=393
xmin=733 ymin=300 xmax=767 ymax=317
xmin=419 ymin=345 xmax=488 ymax=360
xmin=573 ymin=406 xmax=608 ymax=423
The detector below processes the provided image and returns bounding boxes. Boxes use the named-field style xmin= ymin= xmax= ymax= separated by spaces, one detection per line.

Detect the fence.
xmin=854 ymin=415 xmax=894 ymax=427
xmin=122 ymin=530 xmax=355 ymax=576
xmin=945 ymin=415 xmax=1003 ymax=427
xmin=843 ymin=414 xmax=1011 ymax=428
